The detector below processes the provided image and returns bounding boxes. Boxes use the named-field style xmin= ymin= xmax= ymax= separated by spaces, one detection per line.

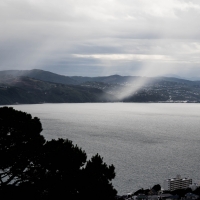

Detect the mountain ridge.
xmin=0 ymin=76 xmax=117 ymax=105
xmin=0 ymin=69 xmax=196 ymax=85
xmin=1 ymin=69 xmax=200 ymax=104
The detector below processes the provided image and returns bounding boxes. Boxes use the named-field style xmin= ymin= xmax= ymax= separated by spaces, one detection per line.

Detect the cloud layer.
xmin=1 ymin=0 xmax=200 ymax=77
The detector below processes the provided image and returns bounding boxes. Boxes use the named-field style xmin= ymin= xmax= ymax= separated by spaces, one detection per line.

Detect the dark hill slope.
xmin=0 ymin=76 xmax=116 ymax=105
xmin=0 ymin=69 xmax=78 ymax=85
xmin=71 ymin=75 xmax=139 ymax=84
xmin=1 ymin=69 xmax=200 ymax=103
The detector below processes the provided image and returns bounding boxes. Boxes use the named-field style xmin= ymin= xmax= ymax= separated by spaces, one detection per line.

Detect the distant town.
xmin=82 ymin=80 xmax=200 ymax=103
xmin=117 ymin=175 xmax=200 ymax=200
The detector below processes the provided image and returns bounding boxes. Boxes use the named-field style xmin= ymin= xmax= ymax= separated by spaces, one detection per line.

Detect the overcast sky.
xmin=1 ymin=0 xmax=200 ymax=77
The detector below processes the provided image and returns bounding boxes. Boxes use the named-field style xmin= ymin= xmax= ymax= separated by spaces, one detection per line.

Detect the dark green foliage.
xmin=152 ymin=184 xmax=161 ymax=192
xmin=33 ymin=138 xmax=87 ymax=199
xmin=193 ymin=187 xmax=200 ymax=196
xmin=82 ymin=154 xmax=117 ymax=200
xmin=133 ymin=188 xmax=150 ymax=195
xmin=0 ymin=107 xmax=117 ymax=199
xmin=0 ymin=107 xmax=45 ymax=186
xmin=170 ymin=188 xmax=192 ymax=197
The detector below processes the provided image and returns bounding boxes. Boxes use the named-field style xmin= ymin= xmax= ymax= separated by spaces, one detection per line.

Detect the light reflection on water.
xmin=10 ymin=103 xmax=200 ymax=195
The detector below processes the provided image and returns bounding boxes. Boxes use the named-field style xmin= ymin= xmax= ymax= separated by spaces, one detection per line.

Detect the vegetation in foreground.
xmin=0 ymin=107 xmax=117 ymax=200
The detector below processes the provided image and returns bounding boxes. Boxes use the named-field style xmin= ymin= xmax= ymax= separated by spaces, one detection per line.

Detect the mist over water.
xmin=11 ymin=103 xmax=200 ymax=195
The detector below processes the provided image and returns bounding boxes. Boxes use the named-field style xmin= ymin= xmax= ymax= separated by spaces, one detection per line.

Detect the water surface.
xmin=10 ymin=103 xmax=200 ymax=194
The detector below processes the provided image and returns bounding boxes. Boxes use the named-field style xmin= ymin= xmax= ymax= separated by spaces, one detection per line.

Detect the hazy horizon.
xmin=1 ymin=68 xmax=200 ymax=80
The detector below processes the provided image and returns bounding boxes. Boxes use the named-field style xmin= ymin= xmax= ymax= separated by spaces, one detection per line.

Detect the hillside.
xmin=0 ymin=76 xmax=116 ymax=105
xmin=0 ymin=69 xmax=78 ymax=85
xmin=1 ymin=69 xmax=200 ymax=104
xmin=0 ymin=69 xmax=197 ymax=86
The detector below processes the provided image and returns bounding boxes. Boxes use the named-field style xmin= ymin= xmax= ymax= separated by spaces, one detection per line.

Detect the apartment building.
xmin=163 ymin=175 xmax=192 ymax=191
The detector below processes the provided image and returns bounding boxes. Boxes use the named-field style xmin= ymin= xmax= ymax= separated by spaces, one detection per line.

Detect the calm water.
xmin=8 ymin=103 xmax=200 ymax=194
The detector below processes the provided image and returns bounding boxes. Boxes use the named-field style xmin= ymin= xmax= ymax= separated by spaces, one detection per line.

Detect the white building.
xmin=163 ymin=175 xmax=192 ymax=191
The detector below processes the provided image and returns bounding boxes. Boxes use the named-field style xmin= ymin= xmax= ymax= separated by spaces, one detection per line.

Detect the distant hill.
xmin=0 ymin=76 xmax=117 ymax=105
xmin=1 ymin=69 xmax=200 ymax=104
xmin=0 ymin=70 xmax=145 ymax=85
xmin=0 ymin=69 xmax=197 ymax=86
xmin=188 ymin=77 xmax=200 ymax=81
xmin=0 ymin=69 xmax=78 ymax=85
xmin=71 ymin=75 xmax=136 ymax=84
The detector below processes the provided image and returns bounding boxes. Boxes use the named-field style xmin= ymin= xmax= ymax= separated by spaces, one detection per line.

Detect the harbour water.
xmin=9 ymin=103 xmax=200 ymax=194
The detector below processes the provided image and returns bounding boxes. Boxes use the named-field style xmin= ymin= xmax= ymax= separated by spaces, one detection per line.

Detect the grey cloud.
xmin=1 ymin=0 xmax=200 ymax=77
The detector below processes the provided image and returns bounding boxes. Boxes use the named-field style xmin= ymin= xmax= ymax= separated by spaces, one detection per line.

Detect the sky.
xmin=1 ymin=0 xmax=200 ymax=77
